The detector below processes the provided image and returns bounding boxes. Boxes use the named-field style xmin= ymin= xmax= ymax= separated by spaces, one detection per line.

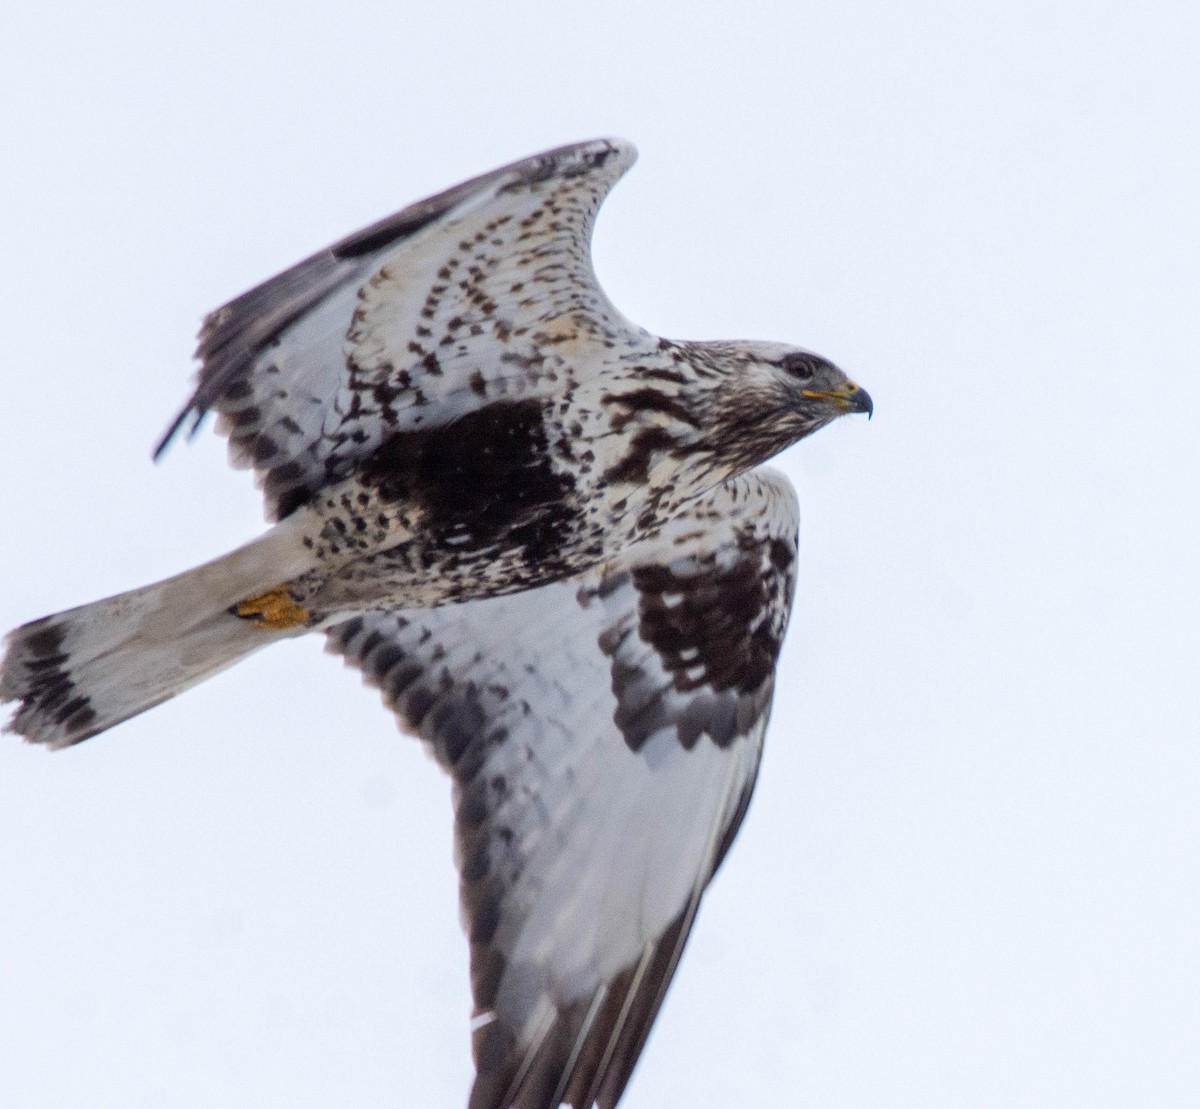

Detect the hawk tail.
xmin=1 ymin=520 xmax=315 ymax=749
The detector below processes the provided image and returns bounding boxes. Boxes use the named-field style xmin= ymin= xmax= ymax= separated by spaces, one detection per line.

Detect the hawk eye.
xmin=781 ymin=353 xmax=821 ymax=381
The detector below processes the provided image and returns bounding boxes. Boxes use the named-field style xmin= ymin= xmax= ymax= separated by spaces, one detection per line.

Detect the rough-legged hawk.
xmin=2 ymin=139 xmax=871 ymax=1108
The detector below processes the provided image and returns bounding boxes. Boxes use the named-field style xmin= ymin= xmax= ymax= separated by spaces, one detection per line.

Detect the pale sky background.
xmin=2 ymin=3 xmax=1198 ymax=1107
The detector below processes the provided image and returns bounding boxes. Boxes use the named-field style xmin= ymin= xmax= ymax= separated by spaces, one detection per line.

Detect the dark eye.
xmin=781 ymin=353 xmax=822 ymax=381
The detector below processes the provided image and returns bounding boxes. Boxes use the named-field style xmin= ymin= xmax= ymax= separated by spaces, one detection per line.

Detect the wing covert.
xmin=160 ymin=139 xmax=640 ymax=520
xmin=325 ymin=470 xmax=799 ymax=1108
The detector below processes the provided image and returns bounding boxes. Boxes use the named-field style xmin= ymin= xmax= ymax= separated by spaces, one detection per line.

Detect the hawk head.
xmin=686 ymin=340 xmax=872 ymax=474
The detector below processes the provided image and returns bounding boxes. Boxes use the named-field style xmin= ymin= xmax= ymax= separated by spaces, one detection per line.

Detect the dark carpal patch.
xmin=359 ymin=399 xmax=579 ymax=568
xmin=597 ymin=545 xmax=792 ymax=752
xmin=632 ymin=556 xmax=782 ymax=695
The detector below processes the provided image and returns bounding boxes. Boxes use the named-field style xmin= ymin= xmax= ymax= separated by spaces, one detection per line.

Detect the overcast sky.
xmin=2 ymin=3 xmax=1198 ymax=1107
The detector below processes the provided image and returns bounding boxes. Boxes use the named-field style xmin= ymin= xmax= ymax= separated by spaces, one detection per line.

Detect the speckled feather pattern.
xmin=2 ymin=139 xmax=870 ymax=1108
xmin=162 ymin=139 xmax=857 ymax=618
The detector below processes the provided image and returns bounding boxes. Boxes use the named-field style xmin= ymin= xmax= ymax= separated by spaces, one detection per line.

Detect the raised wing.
xmin=159 ymin=138 xmax=641 ymax=520
xmin=325 ymin=470 xmax=799 ymax=1109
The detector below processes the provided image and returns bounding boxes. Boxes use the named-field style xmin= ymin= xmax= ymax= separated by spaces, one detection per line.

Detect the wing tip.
xmin=465 ymin=912 xmax=694 ymax=1109
xmin=151 ymin=405 xmax=196 ymax=460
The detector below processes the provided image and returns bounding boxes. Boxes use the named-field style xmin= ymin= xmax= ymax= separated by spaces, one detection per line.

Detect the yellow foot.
xmin=232 ymin=585 xmax=311 ymax=629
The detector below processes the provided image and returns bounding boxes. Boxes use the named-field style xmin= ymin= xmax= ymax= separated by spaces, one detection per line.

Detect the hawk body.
xmin=155 ymin=138 xmax=864 ymax=620
xmin=2 ymin=139 xmax=871 ymax=1107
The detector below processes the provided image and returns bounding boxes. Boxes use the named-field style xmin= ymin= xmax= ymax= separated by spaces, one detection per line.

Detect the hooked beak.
xmin=802 ymin=380 xmax=873 ymax=419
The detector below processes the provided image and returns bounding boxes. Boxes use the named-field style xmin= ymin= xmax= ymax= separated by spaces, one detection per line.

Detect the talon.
xmin=232 ymin=585 xmax=310 ymax=629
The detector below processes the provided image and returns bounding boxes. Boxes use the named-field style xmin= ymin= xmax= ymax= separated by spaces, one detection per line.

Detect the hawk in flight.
xmin=1 ymin=139 xmax=871 ymax=1107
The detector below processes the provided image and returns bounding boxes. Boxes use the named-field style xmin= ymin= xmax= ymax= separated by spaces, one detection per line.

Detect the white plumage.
xmin=1 ymin=139 xmax=870 ymax=1108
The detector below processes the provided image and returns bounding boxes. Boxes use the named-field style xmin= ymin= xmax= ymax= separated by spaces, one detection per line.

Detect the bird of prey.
xmin=1 ymin=139 xmax=871 ymax=1107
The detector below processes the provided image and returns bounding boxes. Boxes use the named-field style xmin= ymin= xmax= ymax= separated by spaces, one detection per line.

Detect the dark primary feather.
xmin=325 ymin=471 xmax=798 ymax=1108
